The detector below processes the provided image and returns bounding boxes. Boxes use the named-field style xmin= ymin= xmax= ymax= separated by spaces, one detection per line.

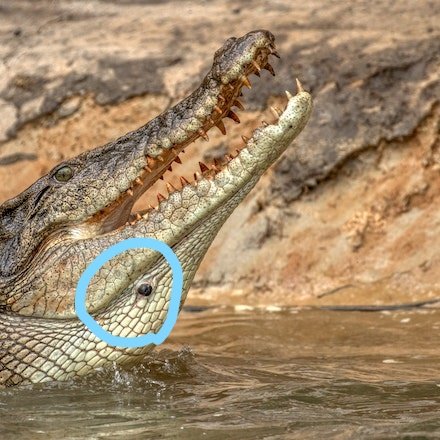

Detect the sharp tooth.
xmin=198 ymin=128 xmax=209 ymax=141
xmin=175 ymin=156 xmax=182 ymax=164
xmin=166 ymin=182 xmax=176 ymax=193
xmin=172 ymin=147 xmax=179 ymax=155
xmin=216 ymin=119 xmax=227 ymax=135
xmin=147 ymin=156 xmax=156 ymax=168
xmin=241 ymin=135 xmax=250 ymax=143
xmin=295 ymin=78 xmax=304 ymax=93
xmin=227 ymin=110 xmax=240 ymax=123
xmin=180 ymin=176 xmax=190 ymax=186
xmin=233 ymin=99 xmax=244 ymax=110
xmin=262 ymin=120 xmax=269 ymax=127
xmin=199 ymin=161 xmax=209 ymax=173
xmin=167 ymin=165 xmax=173 ymax=172
xmin=135 ymin=177 xmax=143 ymax=185
xmin=135 ymin=213 xmax=142 ymax=220
xmin=144 ymin=165 xmax=152 ymax=172
xmin=241 ymin=76 xmax=252 ymax=89
xmin=194 ymin=172 xmax=202 ymax=181
xmin=285 ymin=90 xmax=293 ymax=100
xmin=252 ymin=60 xmax=261 ymax=72
xmin=264 ymin=63 xmax=275 ymax=76
xmin=157 ymin=156 xmax=164 ymax=162
xmin=214 ymin=105 xmax=223 ymax=115
xmin=159 ymin=175 xmax=164 ymax=180
xmin=127 ymin=188 xmax=134 ymax=196
xmin=213 ymin=158 xmax=221 ymax=168
xmin=227 ymin=84 xmax=235 ymax=91
xmin=157 ymin=193 xmax=166 ymax=203
xmin=270 ymin=106 xmax=282 ymax=118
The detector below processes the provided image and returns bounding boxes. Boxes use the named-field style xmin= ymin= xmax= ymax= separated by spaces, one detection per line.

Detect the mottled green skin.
xmin=0 ymin=30 xmax=312 ymax=387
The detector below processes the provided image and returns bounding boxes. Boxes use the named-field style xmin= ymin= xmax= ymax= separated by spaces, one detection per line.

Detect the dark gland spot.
xmin=137 ymin=283 xmax=153 ymax=297
xmin=53 ymin=165 xmax=74 ymax=182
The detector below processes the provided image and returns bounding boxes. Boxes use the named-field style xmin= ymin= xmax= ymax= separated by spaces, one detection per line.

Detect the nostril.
xmin=137 ymin=283 xmax=153 ymax=297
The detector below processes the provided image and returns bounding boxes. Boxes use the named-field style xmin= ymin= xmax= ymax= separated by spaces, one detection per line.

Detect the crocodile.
xmin=0 ymin=30 xmax=312 ymax=387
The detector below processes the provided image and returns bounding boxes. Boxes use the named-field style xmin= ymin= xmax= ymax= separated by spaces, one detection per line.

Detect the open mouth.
xmin=93 ymin=32 xmax=283 ymax=234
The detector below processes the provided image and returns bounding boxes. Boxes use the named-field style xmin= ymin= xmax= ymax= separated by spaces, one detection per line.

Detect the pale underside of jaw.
xmin=87 ymin=83 xmax=311 ymax=327
xmin=95 ymin=85 xmax=312 ymax=330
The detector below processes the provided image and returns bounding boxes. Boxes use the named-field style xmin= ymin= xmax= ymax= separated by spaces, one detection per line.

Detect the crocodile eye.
xmin=137 ymin=283 xmax=153 ymax=297
xmin=54 ymin=165 xmax=74 ymax=182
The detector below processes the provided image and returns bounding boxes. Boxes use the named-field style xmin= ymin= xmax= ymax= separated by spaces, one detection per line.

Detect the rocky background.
xmin=0 ymin=0 xmax=439 ymax=306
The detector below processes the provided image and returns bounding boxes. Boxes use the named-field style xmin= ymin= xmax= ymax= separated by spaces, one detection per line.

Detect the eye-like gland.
xmin=137 ymin=283 xmax=153 ymax=297
xmin=53 ymin=165 xmax=74 ymax=182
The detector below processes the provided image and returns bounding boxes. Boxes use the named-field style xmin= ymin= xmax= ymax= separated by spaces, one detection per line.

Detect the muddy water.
xmin=0 ymin=307 xmax=439 ymax=439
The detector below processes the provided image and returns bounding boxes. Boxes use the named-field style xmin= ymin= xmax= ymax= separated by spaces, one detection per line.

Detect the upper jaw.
xmin=83 ymin=30 xmax=280 ymax=236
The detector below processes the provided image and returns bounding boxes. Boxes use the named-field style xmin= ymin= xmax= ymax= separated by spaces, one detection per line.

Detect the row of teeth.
xmin=125 ymin=86 xmax=302 ymax=226
xmin=124 ymin=44 xmax=283 ymax=223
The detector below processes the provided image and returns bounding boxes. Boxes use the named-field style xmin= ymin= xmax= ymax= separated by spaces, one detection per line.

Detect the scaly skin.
xmin=0 ymin=30 xmax=312 ymax=387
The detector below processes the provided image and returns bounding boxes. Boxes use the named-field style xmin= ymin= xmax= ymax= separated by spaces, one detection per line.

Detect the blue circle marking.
xmin=74 ymin=237 xmax=183 ymax=349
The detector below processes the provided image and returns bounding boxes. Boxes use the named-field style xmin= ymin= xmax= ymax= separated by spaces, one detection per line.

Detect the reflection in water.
xmin=1 ymin=308 xmax=439 ymax=439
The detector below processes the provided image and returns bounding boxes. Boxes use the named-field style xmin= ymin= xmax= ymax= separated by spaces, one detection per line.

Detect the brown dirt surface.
xmin=0 ymin=0 xmax=439 ymax=306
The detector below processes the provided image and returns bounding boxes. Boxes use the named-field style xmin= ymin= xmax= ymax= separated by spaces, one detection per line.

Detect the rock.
xmin=0 ymin=100 xmax=17 ymax=142
xmin=0 ymin=0 xmax=439 ymax=305
xmin=57 ymin=96 xmax=81 ymax=118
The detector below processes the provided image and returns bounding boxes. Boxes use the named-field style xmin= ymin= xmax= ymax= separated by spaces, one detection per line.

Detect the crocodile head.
xmin=0 ymin=30 xmax=312 ymax=386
